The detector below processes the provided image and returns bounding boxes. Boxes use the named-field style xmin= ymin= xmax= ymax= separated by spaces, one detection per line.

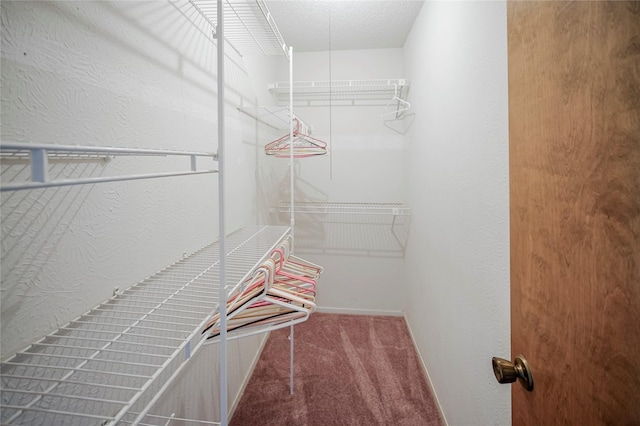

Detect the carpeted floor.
xmin=230 ymin=313 xmax=443 ymax=426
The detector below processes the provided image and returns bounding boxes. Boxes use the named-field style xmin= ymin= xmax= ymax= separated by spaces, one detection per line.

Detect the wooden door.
xmin=508 ymin=1 xmax=640 ymax=424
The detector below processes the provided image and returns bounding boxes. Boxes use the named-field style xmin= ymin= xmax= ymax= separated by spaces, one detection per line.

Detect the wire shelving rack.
xmin=189 ymin=0 xmax=289 ymax=58
xmin=0 ymin=225 xmax=290 ymax=425
xmin=0 ymin=142 xmax=218 ymax=192
xmin=1 ymin=1 xmax=295 ymax=424
xmin=268 ymin=79 xmax=410 ymax=106
xmin=272 ymin=202 xmax=411 ymax=257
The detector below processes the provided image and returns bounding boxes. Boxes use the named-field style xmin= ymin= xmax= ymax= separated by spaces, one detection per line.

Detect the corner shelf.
xmin=0 ymin=225 xmax=290 ymax=425
xmin=268 ymin=79 xmax=410 ymax=107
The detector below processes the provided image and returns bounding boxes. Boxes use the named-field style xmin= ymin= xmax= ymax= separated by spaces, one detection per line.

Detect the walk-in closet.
xmin=0 ymin=0 xmax=506 ymax=423
xmin=4 ymin=1 xmax=638 ymax=425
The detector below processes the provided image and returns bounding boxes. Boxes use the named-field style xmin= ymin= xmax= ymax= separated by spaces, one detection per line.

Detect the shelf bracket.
xmin=31 ymin=149 xmax=49 ymax=183
xmin=381 ymin=84 xmax=411 ymax=120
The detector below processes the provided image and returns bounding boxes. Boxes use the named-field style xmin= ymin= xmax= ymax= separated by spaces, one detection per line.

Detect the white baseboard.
xmin=316 ymin=306 xmax=404 ymax=316
xmin=228 ymin=332 xmax=269 ymax=421
xmin=403 ymin=314 xmax=449 ymax=426
xmin=226 ymin=310 xmax=447 ymax=425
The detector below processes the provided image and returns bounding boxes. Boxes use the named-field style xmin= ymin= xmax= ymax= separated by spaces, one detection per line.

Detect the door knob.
xmin=492 ymin=355 xmax=534 ymax=391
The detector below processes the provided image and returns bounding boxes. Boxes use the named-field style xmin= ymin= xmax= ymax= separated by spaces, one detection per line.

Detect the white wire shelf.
xmin=189 ymin=0 xmax=289 ymax=58
xmin=268 ymin=79 xmax=410 ymax=106
xmin=0 ymin=142 xmax=218 ymax=192
xmin=275 ymin=201 xmax=411 ymax=216
xmin=0 ymin=225 xmax=290 ymax=425
xmin=272 ymin=202 xmax=410 ymax=257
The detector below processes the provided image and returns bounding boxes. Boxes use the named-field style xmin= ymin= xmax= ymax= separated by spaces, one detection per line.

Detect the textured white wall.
xmin=256 ymin=49 xmax=407 ymax=314
xmin=1 ymin=1 xmax=215 ymax=359
xmin=1 ymin=0 xmax=269 ymax=419
xmin=402 ymin=2 xmax=511 ymax=425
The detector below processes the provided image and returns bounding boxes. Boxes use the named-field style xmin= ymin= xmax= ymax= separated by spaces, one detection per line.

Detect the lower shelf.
xmin=0 ymin=225 xmax=290 ymax=425
xmin=272 ymin=202 xmax=411 ymax=257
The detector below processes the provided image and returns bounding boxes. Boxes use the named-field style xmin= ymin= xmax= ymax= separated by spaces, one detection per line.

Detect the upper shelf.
xmin=189 ymin=0 xmax=289 ymax=58
xmin=0 ymin=142 xmax=218 ymax=192
xmin=268 ymin=79 xmax=411 ymax=106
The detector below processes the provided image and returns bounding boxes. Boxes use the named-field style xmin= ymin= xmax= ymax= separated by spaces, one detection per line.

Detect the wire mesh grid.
xmin=0 ymin=143 xmax=218 ymax=192
xmin=279 ymin=201 xmax=411 ymax=216
xmin=273 ymin=202 xmax=411 ymax=257
xmin=269 ymin=79 xmax=410 ymax=104
xmin=0 ymin=143 xmax=216 ymax=159
xmin=189 ymin=0 xmax=288 ymax=57
xmin=0 ymin=150 xmax=111 ymax=162
xmin=1 ymin=225 xmax=290 ymax=425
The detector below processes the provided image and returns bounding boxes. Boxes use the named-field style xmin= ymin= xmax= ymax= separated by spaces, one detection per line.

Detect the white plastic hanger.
xmin=381 ymin=84 xmax=411 ymax=119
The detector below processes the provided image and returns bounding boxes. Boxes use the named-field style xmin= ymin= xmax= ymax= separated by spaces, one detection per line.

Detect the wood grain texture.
xmin=508 ymin=1 xmax=640 ymax=425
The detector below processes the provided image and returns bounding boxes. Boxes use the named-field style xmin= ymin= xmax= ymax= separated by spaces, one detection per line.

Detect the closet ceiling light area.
xmin=267 ymin=0 xmax=424 ymax=51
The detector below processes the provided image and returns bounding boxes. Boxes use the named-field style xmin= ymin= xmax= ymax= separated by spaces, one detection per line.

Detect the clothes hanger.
xmin=204 ymin=240 xmax=321 ymax=334
xmin=279 ymin=236 xmax=324 ymax=278
xmin=381 ymin=84 xmax=411 ymax=120
xmin=264 ymin=118 xmax=328 ymax=158
xmin=204 ymin=290 xmax=314 ymax=339
xmin=271 ymin=247 xmax=318 ymax=285
xmin=265 ymin=134 xmax=327 ymax=158
xmin=384 ymin=112 xmax=415 ymax=135
xmin=202 ymin=249 xmax=319 ymax=339
xmin=202 ymin=260 xmax=275 ymax=333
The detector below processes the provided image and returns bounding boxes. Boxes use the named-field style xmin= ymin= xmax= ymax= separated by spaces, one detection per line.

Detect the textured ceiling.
xmin=265 ymin=0 xmax=425 ymax=52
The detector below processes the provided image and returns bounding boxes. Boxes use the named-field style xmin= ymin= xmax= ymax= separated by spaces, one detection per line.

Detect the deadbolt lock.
xmin=492 ymin=355 xmax=534 ymax=391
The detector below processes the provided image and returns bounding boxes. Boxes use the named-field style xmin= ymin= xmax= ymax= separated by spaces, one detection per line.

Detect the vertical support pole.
xmin=290 ymin=322 xmax=294 ymax=394
xmin=216 ymin=1 xmax=227 ymax=425
xmin=289 ymin=46 xmax=294 ymax=246
xmin=31 ymin=149 xmax=48 ymax=183
xmin=288 ymin=45 xmax=295 ymax=396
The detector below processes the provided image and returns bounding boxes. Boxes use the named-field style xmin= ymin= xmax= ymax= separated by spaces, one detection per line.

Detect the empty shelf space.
xmin=0 ymin=225 xmax=290 ymax=425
